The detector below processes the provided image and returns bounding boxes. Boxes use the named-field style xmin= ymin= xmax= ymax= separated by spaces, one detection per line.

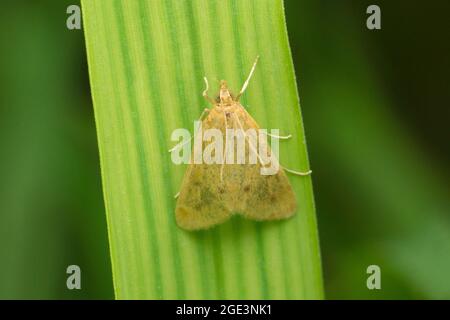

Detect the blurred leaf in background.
xmin=0 ymin=1 xmax=113 ymax=299
xmin=285 ymin=0 xmax=450 ymax=299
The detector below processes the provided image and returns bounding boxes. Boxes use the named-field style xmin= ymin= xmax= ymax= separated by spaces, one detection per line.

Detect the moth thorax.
xmin=219 ymin=80 xmax=234 ymax=104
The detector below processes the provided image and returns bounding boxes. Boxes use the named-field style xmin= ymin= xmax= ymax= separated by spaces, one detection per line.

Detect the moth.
xmin=173 ymin=56 xmax=311 ymax=230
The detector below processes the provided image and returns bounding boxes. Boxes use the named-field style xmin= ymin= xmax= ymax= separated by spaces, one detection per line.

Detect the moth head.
xmin=218 ymin=80 xmax=234 ymax=104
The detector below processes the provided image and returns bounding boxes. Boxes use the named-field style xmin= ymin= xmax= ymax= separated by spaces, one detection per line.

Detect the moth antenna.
xmin=262 ymin=131 xmax=292 ymax=140
xmin=281 ymin=166 xmax=312 ymax=176
xmin=232 ymin=113 xmax=266 ymax=166
xmin=236 ymin=55 xmax=259 ymax=101
xmin=203 ymin=76 xmax=216 ymax=105
xmin=168 ymin=108 xmax=210 ymax=152
xmin=234 ymin=113 xmax=310 ymax=175
xmin=220 ymin=110 xmax=228 ymax=182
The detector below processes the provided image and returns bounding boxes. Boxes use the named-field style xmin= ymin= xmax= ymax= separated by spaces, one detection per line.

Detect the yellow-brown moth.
xmin=174 ymin=56 xmax=311 ymax=230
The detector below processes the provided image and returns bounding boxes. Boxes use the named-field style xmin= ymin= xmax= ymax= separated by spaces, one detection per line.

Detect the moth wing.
xmin=175 ymin=163 xmax=232 ymax=230
xmin=175 ymin=108 xmax=232 ymax=230
xmin=240 ymin=164 xmax=297 ymax=220
xmin=232 ymin=106 xmax=297 ymax=220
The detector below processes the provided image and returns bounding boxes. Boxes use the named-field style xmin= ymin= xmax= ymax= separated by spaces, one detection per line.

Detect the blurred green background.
xmin=0 ymin=0 xmax=448 ymax=299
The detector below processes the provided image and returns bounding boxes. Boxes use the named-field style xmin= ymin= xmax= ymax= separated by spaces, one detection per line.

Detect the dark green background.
xmin=0 ymin=1 xmax=448 ymax=299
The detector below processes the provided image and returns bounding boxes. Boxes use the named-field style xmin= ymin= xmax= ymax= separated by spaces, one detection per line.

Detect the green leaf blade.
xmin=82 ymin=0 xmax=323 ymax=299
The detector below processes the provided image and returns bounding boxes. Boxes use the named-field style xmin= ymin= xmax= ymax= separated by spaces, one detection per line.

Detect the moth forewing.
xmin=229 ymin=104 xmax=297 ymax=221
xmin=175 ymin=108 xmax=232 ymax=230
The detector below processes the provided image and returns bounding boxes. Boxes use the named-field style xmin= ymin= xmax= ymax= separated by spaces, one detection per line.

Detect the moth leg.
xmin=198 ymin=107 xmax=210 ymax=121
xmin=261 ymin=130 xmax=309 ymax=174
xmin=171 ymin=107 xmax=209 ymax=198
xmin=169 ymin=138 xmax=191 ymax=153
xmin=236 ymin=55 xmax=259 ymax=101
xmin=281 ymin=165 xmax=312 ymax=176
xmin=202 ymin=76 xmax=216 ymax=105
xmin=168 ymin=108 xmax=209 ymax=152
xmin=261 ymin=131 xmax=292 ymax=140
xmin=234 ymin=113 xmax=310 ymax=176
